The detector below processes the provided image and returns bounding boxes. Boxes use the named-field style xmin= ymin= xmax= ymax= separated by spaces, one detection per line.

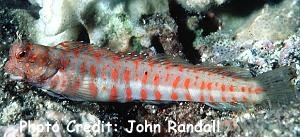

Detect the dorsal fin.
xmin=149 ymin=55 xmax=252 ymax=79
xmin=194 ymin=65 xmax=253 ymax=78
xmin=196 ymin=61 xmax=253 ymax=78
xmin=55 ymin=41 xmax=112 ymax=58
xmin=55 ymin=41 xmax=91 ymax=50
xmin=146 ymin=54 xmax=252 ymax=79
xmin=145 ymin=54 xmax=190 ymax=66
xmin=55 ymin=41 xmax=251 ymax=79
xmin=140 ymin=53 xmax=252 ymax=79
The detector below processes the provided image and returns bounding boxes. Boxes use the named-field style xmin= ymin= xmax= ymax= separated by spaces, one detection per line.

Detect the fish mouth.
xmin=4 ymin=65 xmax=26 ymax=81
xmin=3 ymin=60 xmax=26 ymax=81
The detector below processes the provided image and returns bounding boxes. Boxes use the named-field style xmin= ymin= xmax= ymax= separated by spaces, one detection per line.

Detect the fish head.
xmin=4 ymin=40 xmax=55 ymax=82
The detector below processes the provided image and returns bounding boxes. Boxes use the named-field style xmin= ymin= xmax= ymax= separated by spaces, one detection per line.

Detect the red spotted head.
xmin=4 ymin=40 xmax=60 ymax=83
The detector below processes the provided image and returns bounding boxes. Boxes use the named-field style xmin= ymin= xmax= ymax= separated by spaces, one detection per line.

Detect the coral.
xmin=21 ymin=0 xmax=170 ymax=52
xmin=176 ymin=0 xmax=226 ymax=12
xmin=79 ymin=1 xmax=134 ymax=49
xmin=13 ymin=8 xmax=81 ymax=46
xmin=127 ymin=0 xmax=169 ymax=19
xmin=15 ymin=0 xmax=181 ymax=55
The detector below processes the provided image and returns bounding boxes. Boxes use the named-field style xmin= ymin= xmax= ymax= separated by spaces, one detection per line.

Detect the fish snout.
xmin=3 ymin=60 xmax=13 ymax=73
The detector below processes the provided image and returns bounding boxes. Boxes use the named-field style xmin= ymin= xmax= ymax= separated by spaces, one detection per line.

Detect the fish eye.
xmin=16 ymin=51 xmax=27 ymax=59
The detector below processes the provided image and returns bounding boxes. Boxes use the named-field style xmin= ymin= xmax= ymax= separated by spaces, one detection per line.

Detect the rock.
xmin=235 ymin=0 xmax=300 ymax=41
xmin=1 ymin=102 xmax=22 ymax=124
xmin=0 ymin=125 xmax=25 ymax=137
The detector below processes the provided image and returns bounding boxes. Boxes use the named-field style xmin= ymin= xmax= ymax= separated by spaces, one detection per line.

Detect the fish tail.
xmin=256 ymin=66 xmax=297 ymax=103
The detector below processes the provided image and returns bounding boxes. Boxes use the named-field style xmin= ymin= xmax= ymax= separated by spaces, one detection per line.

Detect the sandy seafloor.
xmin=0 ymin=0 xmax=300 ymax=137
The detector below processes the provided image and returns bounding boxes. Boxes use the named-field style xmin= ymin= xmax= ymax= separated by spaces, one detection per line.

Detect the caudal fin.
xmin=256 ymin=66 xmax=297 ymax=103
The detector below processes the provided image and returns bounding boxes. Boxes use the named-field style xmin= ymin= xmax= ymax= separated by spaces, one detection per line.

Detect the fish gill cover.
xmin=0 ymin=0 xmax=300 ymax=137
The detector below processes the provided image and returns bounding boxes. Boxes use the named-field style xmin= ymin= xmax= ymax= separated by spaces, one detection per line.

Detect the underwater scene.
xmin=0 ymin=0 xmax=300 ymax=136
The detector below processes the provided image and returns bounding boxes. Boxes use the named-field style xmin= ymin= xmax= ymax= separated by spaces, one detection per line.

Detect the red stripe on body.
xmin=140 ymin=89 xmax=147 ymax=100
xmin=134 ymin=59 xmax=139 ymax=70
xmin=200 ymin=95 xmax=205 ymax=102
xmin=254 ymin=88 xmax=264 ymax=94
xmin=73 ymin=78 xmax=81 ymax=92
xmin=126 ymin=88 xmax=132 ymax=101
xmin=200 ymin=81 xmax=206 ymax=90
xmin=221 ymin=84 xmax=226 ymax=92
xmin=209 ymin=95 xmax=214 ymax=102
xmin=133 ymin=59 xmax=140 ymax=80
xmin=80 ymin=62 xmax=86 ymax=75
xmin=172 ymin=76 xmax=181 ymax=88
xmin=111 ymin=68 xmax=118 ymax=81
xmin=90 ymin=65 xmax=97 ymax=79
xmin=165 ymin=65 xmax=171 ymax=70
xmin=87 ymin=46 xmax=101 ymax=63
xmin=93 ymin=51 xmax=101 ymax=63
xmin=178 ymin=65 xmax=183 ymax=72
xmin=153 ymin=74 xmax=160 ymax=86
xmin=207 ymin=82 xmax=212 ymax=90
xmin=61 ymin=58 xmax=70 ymax=71
xmin=148 ymin=62 xmax=154 ymax=71
xmin=101 ymin=66 xmax=106 ymax=80
xmin=73 ymin=45 xmax=83 ymax=58
xmin=184 ymin=78 xmax=192 ymax=101
xmin=123 ymin=68 xmax=130 ymax=84
xmin=142 ymin=71 xmax=148 ymax=84
xmin=171 ymin=92 xmax=178 ymax=100
xmin=248 ymin=87 xmax=252 ymax=93
xmin=110 ymin=86 xmax=118 ymax=101
xmin=89 ymin=81 xmax=98 ymax=98
xmin=184 ymin=78 xmax=190 ymax=89
xmin=241 ymin=87 xmax=246 ymax=92
xmin=185 ymin=94 xmax=192 ymax=101
xmin=165 ymin=74 xmax=170 ymax=82
xmin=170 ymin=76 xmax=181 ymax=101
xmin=229 ymin=85 xmax=234 ymax=92
xmin=221 ymin=96 xmax=226 ymax=102
xmin=111 ymin=56 xmax=120 ymax=64
xmin=154 ymin=90 xmax=161 ymax=100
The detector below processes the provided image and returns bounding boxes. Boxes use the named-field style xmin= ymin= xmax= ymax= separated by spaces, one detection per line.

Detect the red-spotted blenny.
xmin=4 ymin=40 xmax=296 ymax=109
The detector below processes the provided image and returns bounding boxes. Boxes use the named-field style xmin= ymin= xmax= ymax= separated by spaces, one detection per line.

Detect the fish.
xmin=3 ymin=40 xmax=297 ymax=109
